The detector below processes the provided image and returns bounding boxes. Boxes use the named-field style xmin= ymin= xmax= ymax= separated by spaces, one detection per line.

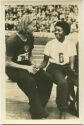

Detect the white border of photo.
xmin=0 ymin=0 xmax=84 ymax=124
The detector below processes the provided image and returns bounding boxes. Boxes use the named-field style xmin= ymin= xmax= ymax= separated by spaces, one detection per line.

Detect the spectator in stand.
xmin=5 ymin=5 xmax=78 ymax=32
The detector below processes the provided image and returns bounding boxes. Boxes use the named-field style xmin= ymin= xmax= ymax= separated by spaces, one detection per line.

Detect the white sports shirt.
xmin=44 ymin=37 xmax=77 ymax=65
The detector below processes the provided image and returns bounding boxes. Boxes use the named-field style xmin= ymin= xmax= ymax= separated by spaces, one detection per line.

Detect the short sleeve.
xmin=44 ymin=42 xmax=51 ymax=56
xmin=69 ymin=41 xmax=77 ymax=57
xmin=6 ymin=34 xmax=18 ymax=57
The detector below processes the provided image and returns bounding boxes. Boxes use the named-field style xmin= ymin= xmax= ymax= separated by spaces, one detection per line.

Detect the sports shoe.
xmin=67 ymin=101 xmax=79 ymax=117
xmin=59 ymin=111 xmax=66 ymax=119
xmin=29 ymin=108 xmax=49 ymax=119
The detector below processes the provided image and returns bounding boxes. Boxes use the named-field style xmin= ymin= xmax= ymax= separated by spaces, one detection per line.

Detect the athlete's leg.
xmin=6 ymin=66 xmax=48 ymax=119
xmin=34 ymin=70 xmax=53 ymax=107
xmin=54 ymin=71 xmax=68 ymax=112
xmin=46 ymin=64 xmax=68 ymax=118
xmin=62 ymin=66 xmax=79 ymax=117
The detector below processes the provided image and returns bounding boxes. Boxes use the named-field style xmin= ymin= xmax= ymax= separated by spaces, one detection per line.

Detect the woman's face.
xmin=54 ymin=26 xmax=64 ymax=40
xmin=27 ymin=20 xmax=36 ymax=33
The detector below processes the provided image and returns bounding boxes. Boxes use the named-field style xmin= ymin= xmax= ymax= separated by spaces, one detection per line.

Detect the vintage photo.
xmin=0 ymin=0 xmax=83 ymax=124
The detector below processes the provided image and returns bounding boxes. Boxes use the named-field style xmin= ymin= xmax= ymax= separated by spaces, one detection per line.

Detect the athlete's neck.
xmin=17 ymin=32 xmax=27 ymax=42
xmin=57 ymin=36 xmax=65 ymax=43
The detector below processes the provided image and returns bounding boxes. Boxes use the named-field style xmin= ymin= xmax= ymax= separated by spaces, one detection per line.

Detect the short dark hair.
xmin=55 ymin=21 xmax=70 ymax=35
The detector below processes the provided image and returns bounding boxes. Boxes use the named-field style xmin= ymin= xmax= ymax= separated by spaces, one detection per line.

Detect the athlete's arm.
xmin=6 ymin=56 xmax=36 ymax=74
xmin=37 ymin=55 xmax=49 ymax=70
xmin=69 ymin=56 xmax=75 ymax=71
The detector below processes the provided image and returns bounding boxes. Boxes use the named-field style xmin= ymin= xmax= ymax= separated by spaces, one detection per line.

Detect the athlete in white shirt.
xmin=44 ymin=37 xmax=76 ymax=65
xmin=35 ymin=21 xmax=77 ymax=119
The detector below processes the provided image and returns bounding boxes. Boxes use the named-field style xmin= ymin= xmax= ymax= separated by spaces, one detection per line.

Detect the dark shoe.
xmin=29 ymin=108 xmax=49 ymax=119
xmin=67 ymin=101 xmax=78 ymax=117
xmin=59 ymin=111 xmax=66 ymax=119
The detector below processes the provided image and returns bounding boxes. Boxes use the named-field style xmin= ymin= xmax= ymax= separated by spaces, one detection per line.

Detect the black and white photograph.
xmin=0 ymin=0 xmax=83 ymax=124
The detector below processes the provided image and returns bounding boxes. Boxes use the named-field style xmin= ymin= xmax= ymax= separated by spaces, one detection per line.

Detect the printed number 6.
xmin=59 ymin=53 xmax=64 ymax=63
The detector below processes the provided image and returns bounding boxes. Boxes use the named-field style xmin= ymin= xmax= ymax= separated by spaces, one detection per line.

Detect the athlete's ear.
xmin=63 ymin=31 xmax=66 ymax=36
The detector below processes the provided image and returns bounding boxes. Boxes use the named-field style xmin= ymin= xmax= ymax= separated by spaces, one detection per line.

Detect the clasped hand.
xmin=26 ymin=65 xmax=39 ymax=74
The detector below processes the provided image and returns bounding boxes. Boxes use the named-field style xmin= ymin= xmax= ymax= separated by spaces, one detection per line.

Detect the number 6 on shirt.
xmin=59 ymin=53 xmax=64 ymax=63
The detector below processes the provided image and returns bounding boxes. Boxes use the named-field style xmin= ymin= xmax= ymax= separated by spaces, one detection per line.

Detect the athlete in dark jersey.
xmin=6 ymin=15 xmax=52 ymax=119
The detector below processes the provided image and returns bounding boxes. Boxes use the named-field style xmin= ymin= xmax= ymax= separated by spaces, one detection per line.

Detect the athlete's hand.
xmin=34 ymin=65 xmax=41 ymax=72
xmin=26 ymin=65 xmax=37 ymax=74
xmin=32 ymin=65 xmax=40 ymax=74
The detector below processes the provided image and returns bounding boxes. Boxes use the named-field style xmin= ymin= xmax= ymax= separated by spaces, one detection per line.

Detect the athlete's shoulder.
xmin=6 ymin=32 xmax=17 ymax=42
xmin=67 ymin=32 xmax=78 ymax=42
xmin=47 ymin=38 xmax=57 ymax=45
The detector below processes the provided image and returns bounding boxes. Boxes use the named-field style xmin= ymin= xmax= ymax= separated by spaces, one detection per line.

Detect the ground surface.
xmin=6 ymin=79 xmax=77 ymax=120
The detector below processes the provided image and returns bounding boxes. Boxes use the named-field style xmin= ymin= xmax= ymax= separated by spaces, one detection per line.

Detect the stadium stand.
xmin=5 ymin=5 xmax=78 ymax=33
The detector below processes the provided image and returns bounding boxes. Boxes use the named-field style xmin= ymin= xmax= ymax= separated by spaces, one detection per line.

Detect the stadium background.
xmin=5 ymin=5 xmax=78 ymax=32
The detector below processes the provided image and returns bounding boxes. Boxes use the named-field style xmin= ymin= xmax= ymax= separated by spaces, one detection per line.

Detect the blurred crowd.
xmin=5 ymin=5 xmax=78 ymax=33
